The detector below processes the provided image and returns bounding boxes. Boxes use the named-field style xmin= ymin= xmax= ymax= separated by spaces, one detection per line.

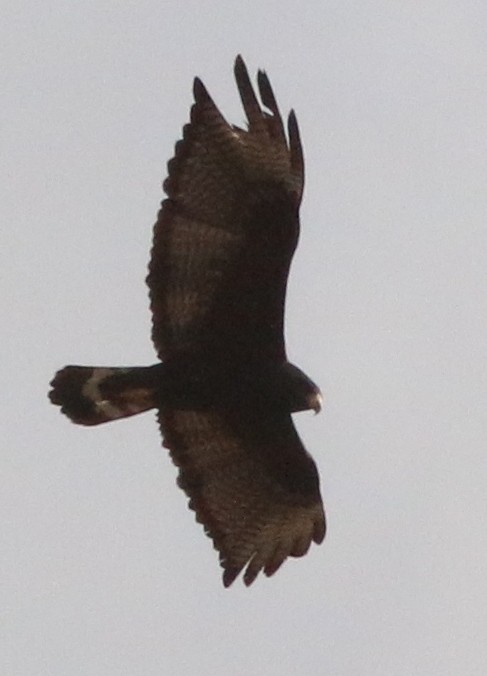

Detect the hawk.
xmin=49 ymin=56 xmax=326 ymax=587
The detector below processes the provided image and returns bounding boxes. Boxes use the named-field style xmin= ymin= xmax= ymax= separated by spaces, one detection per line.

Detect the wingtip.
xmin=288 ymin=108 xmax=298 ymax=131
xmin=193 ymin=76 xmax=208 ymax=102
xmin=256 ymin=69 xmax=268 ymax=94
xmin=234 ymin=54 xmax=245 ymax=71
xmin=234 ymin=54 xmax=251 ymax=89
xmin=222 ymin=566 xmax=241 ymax=588
xmin=288 ymin=108 xmax=305 ymax=187
xmin=243 ymin=568 xmax=260 ymax=587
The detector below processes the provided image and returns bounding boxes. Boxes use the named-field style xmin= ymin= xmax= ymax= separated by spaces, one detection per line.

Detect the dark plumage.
xmin=49 ymin=56 xmax=325 ymax=586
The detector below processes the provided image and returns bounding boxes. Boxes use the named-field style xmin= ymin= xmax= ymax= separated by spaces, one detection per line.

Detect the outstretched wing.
xmin=158 ymin=407 xmax=325 ymax=586
xmin=147 ymin=56 xmax=305 ymax=364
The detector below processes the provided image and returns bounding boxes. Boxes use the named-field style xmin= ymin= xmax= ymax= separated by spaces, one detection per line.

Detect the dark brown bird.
xmin=49 ymin=56 xmax=325 ymax=587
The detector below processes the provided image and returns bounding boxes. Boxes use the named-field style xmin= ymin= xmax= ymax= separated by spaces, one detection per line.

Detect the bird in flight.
xmin=49 ymin=56 xmax=326 ymax=587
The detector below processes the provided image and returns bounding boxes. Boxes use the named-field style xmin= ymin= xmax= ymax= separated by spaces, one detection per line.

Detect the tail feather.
xmin=49 ymin=365 xmax=161 ymax=426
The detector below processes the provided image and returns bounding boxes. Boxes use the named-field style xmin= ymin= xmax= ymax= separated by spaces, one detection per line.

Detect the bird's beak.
xmin=309 ymin=391 xmax=323 ymax=415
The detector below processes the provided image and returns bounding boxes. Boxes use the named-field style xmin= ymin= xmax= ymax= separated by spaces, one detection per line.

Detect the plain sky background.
xmin=3 ymin=2 xmax=487 ymax=675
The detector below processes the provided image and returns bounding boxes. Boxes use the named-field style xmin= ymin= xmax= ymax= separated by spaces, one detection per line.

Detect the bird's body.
xmin=49 ymin=56 xmax=325 ymax=587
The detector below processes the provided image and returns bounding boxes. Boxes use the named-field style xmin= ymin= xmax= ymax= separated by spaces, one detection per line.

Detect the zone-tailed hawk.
xmin=49 ymin=56 xmax=326 ymax=587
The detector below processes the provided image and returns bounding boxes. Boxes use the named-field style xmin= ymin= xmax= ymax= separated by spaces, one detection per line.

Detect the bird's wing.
xmin=147 ymin=56 xmax=305 ymax=364
xmin=158 ymin=406 xmax=325 ymax=586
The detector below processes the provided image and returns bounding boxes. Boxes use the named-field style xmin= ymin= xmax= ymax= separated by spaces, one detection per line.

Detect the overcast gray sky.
xmin=3 ymin=2 xmax=487 ymax=675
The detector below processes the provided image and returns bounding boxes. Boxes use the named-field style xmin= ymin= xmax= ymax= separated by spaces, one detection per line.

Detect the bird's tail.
xmin=49 ymin=364 xmax=162 ymax=426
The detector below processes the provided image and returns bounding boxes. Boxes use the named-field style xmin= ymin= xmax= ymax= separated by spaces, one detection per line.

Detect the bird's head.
xmin=278 ymin=362 xmax=323 ymax=415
